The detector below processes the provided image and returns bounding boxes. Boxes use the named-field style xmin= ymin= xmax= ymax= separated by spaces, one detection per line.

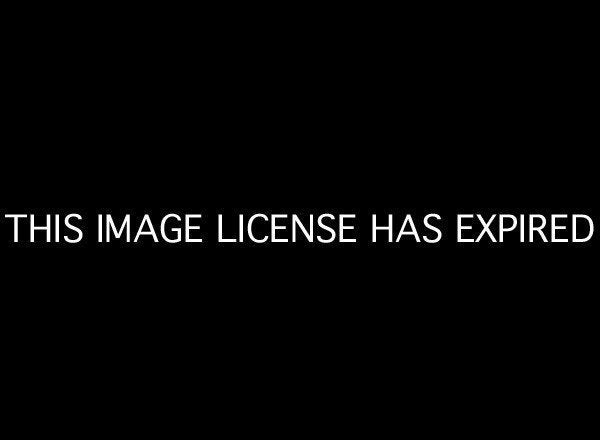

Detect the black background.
xmin=1 ymin=6 xmax=597 ymax=434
